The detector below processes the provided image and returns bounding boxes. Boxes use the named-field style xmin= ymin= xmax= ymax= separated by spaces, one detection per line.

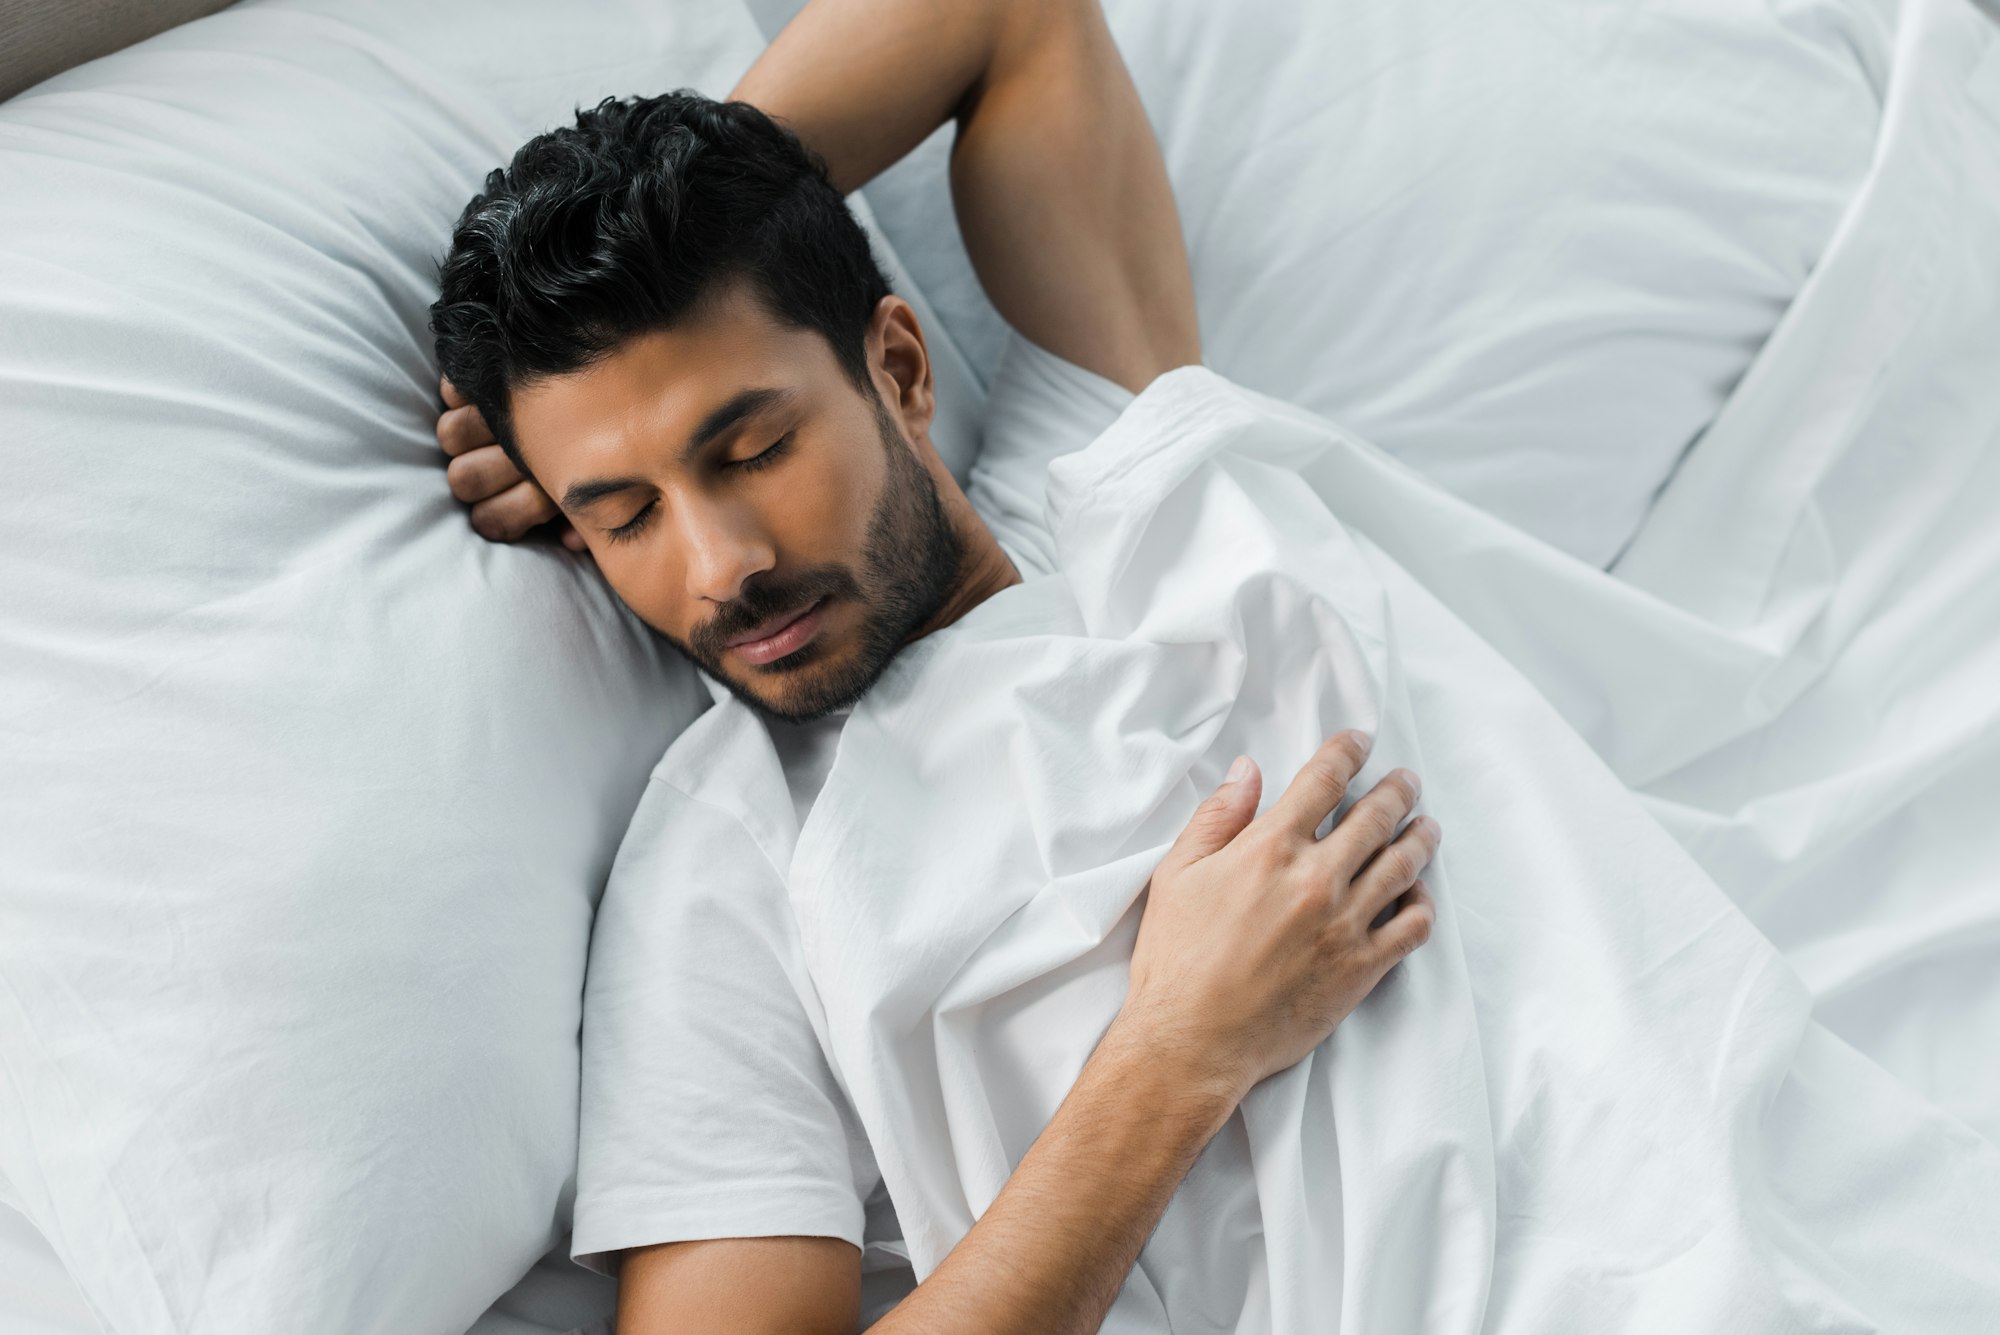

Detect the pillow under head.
xmin=0 ymin=2 xmax=774 ymax=1330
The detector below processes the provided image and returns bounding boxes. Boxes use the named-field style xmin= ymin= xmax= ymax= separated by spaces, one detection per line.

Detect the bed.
xmin=3 ymin=0 xmax=1995 ymax=1330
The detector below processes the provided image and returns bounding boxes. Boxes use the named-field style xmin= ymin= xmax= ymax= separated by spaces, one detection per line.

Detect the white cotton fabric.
xmin=967 ymin=335 xmax=1140 ymax=579
xmin=0 ymin=1200 xmax=101 ymax=1335
xmin=1314 ymin=0 xmax=2000 ymax=1147
xmin=0 ymin=1 xmax=979 ymax=1331
xmin=847 ymin=0 xmax=1894 ymax=567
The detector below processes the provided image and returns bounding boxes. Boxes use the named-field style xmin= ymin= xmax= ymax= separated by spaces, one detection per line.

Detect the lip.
xmin=727 ymin=598 xmax=826 ymax=667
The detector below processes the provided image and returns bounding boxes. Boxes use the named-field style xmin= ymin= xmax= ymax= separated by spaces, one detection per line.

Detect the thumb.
xmin=1162 ymin=756 xmax=1262 ymax=872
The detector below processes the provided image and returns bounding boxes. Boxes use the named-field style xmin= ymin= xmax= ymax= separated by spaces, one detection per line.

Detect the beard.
xmin=673 ymin=394 xmax=965 ymax=724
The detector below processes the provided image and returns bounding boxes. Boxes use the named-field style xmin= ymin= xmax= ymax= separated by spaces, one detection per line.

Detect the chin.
xmin=732 ymin=647 xmax=856 ymax=723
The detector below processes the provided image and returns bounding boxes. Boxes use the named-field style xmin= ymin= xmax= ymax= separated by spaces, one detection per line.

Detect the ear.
xmin=866 ymin=295 xmax=936 ymax=443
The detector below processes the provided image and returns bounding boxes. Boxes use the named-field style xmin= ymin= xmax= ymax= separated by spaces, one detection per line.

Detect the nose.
xmin=679 ymin=496 xmax=776 ymax=606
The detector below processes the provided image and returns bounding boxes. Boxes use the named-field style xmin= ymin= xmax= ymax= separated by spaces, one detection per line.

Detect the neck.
xmin=907 ymin=468 xmax=1022 ymax=643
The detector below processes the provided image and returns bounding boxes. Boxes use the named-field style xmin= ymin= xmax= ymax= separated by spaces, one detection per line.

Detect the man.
xmin=431 ymin=0 xmax=1438 ymax=1328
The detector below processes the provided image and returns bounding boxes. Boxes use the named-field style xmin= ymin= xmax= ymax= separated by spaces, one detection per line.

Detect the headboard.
xmin=0 ymin=0 xmax=235 ymax=101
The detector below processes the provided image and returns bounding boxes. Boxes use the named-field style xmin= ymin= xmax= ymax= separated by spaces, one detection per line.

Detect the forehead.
xmin=507 ymin=284 xmax=845 ymax=482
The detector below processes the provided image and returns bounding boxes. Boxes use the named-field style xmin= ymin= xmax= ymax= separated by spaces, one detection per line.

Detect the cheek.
xmin=592 ymin=544 xmax=693 ymax=639
xmin=784 ymin=426 xmax=886 ymax=554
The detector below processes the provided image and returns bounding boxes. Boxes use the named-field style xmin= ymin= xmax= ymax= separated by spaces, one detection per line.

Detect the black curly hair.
xmin=429 ymin=91 xmax=892 ymax=474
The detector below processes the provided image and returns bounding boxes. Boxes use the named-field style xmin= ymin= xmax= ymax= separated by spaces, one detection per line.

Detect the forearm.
xmin=871 ymin=1014 xmax=1240 ymax=1334
xmin=729 ymin=0 xmax=1005 ymax=194
xmin=731 ymin=0 xmax=1200 ymax=392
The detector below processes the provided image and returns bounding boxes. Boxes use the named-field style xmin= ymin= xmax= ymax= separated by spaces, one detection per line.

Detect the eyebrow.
xmin=558 ymin=386 xmax=793 ymax=512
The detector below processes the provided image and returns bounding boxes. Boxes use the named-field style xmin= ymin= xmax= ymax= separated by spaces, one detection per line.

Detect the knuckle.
xmin=1303 ymin=754 xmax=1347 ymax=798
xmin=452 ymin=456 xmax=498 ymax=502
xmin=1382 ymin=845 xmax=1417 ymax=884
xmin=1353 ymin=802 xmax=1396 ymax=846
xmin=469 ymin=502 xmax=510 ymax=542
xmin=1242 ymin=824 xmax=1285 ymax=865
xmin=438 ymin=410 xmax=471 ymax=454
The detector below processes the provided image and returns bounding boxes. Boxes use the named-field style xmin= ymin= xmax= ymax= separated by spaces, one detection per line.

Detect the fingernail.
xmin=1347 ymin=729 xmax=1374 ymax=755
xmin=1224 ymin=755 xmax=1251 ymax=785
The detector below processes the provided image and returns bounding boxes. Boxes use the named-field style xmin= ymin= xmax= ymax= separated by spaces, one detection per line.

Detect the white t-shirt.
xmin=572 ymin=338 xmax=1135 ymax=1318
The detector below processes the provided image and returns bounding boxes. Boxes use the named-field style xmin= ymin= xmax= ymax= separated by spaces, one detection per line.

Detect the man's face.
xmin=508 ymin=282 xmax=963 ymax=722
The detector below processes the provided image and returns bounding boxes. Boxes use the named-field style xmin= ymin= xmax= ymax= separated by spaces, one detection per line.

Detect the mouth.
xmin=725 ymin=597 xmax=827 ymax=668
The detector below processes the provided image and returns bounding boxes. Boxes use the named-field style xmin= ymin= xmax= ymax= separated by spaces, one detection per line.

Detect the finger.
xmin=440 ymin=375 xmax=469 ymax=410
xmin=1318 ymin=768 xmax=1421 ymax=882
xmin=559 ymin=522 xmax=589 ymax=553
xmin=437 ymin=403 xmax=497 ymax=458
xmin=446 ymin=443 xmax=527 ymax=505
xmin=469 ymin=478 xmax=561 ymax=543
xmin=1371 ymin=881 xmax=1435 ymax=965
xmin=1351 ymin=816 xmax=1440 ymax=923
xmin=1268 ymin=731 xmax=1371 ymax=842
xmin=1158 ymin=756 xmax=1263 ymax=874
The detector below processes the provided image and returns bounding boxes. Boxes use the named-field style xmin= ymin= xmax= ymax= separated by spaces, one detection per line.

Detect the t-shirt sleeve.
xmin=970 ymin=331 xmax=1140 ymax=580
xmin=571 ymin=774 xmax=877 ymax=1275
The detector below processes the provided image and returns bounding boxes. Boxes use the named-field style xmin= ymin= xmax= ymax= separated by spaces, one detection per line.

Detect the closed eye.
xmin=731 ymin=431 xmax=794 ymax=473
xmin=606 ymin=499 xmax=655 ymax=544
xmin=602 ymin=431 xmax=792 ymax=544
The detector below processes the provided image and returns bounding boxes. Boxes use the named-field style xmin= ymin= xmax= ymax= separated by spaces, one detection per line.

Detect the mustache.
xmin=688 ymin=565 xmax=862 ymax=660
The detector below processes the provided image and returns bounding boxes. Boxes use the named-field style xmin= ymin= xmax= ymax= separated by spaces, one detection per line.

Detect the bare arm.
xmin=731 ymin=0 xmax=1200 ymax=393
xmin=615 ymin=1024 xmax=1236 ymax=1335
xmin=619 ymin=734 xmax=1439 ymax=1334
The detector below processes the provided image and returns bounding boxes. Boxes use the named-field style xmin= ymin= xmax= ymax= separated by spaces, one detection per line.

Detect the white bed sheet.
xmin=2 ymin=1204 xmax=100 ymax=1335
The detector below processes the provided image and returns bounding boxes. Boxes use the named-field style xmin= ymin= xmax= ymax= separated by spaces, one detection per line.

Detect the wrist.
xmin=1093 ymin=1006 xmax=1247 ymax=1144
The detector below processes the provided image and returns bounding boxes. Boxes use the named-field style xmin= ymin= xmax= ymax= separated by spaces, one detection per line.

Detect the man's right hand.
xmin=1120 ymin=731 xmax=1439 ymax=1108
xmin=436 ymin=376 xmax=585 ymax=551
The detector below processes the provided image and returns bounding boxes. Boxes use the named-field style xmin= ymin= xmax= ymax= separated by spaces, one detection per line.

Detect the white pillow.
xmin=0 ymin=1 xmax=967 ymax=1330
xmin=849 ymin=0 xmax=1892 ymax=566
